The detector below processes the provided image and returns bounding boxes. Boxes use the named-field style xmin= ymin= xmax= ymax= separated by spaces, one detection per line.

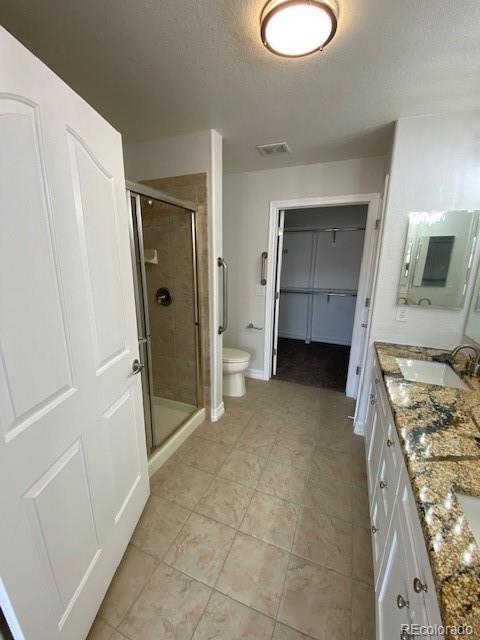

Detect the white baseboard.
xmin=246 ymin=368 xmax=268 ymax=381
xmin=147 ymin=408 xmax=205 ymax=477
xmin=210 ymin=401 xmax=225 ymax=422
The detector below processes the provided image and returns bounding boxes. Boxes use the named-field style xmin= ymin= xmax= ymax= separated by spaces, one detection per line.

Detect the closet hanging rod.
xmin=284 ymin=226 xmax=366 ymax=233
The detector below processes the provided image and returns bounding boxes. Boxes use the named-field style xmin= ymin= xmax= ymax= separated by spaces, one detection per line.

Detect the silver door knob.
xmin=413 ymin=577 xmax=428 ymax=593
xmin=396 ymin=594 xmax=409 ymax=609
xmin=379 ymin=480 xmax=388 ymax=489
xmin=132 ymin=359 xmax=145 ymax=374
xmin=371 ymin=525 xmax=379 ymax=534
xmin=387 ymin=439 xmax=394 ymax=447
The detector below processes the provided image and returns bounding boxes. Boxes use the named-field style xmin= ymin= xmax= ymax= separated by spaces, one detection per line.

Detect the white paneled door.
xmin=0 ymin=26 xmax=149 ymax=640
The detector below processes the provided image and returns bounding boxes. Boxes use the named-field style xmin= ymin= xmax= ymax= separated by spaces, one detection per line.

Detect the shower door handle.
xmin=260 ymin=251 xmax=268 ymax=285
xmin=218 ymin=257 xmax=228 ymax=335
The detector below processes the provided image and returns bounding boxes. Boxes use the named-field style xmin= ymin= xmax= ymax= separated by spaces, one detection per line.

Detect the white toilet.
xmin=223 ymin=348 xmax=251 ymax=397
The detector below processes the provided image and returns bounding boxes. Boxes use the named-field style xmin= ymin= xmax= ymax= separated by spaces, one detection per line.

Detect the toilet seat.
xmin=223 ymin=348 xmax=250 ymax=363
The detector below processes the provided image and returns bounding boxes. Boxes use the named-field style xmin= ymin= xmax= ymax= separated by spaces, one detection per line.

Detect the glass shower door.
xmin=128 ymin=189 xmax=200 ymax=455
xmin=129 ymin=194 xmax=154 ymax=453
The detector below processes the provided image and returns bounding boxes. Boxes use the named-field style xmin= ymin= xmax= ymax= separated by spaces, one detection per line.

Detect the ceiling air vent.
xmin=256 ymin=141 xmax=291 ymax=156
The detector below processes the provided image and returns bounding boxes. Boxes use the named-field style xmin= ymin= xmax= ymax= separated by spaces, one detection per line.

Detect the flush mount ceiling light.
xmin=260 ymin=0 xmax=338 ymax=58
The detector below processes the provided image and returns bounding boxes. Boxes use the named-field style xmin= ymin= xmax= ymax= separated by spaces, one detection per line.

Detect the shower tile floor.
xmin=151 ymin=395 xmax=197 ymax=447
xmin=88 ymin=378 xmax=374 ymax=640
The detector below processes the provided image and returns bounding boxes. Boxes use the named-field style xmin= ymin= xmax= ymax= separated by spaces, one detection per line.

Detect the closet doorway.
xmin=265 ymin=194 xmax=381 ymax=398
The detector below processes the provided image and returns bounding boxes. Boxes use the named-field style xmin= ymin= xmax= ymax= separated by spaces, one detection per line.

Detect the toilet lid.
xmin=223 ymin=348 xmax=250 ymax=363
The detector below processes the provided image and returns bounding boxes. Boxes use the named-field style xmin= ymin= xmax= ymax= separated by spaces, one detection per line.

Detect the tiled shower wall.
xmin=143 ymin=174 xmax=210 ymax=411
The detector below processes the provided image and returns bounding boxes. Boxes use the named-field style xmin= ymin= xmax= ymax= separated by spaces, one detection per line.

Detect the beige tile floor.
xmin=88 ymin=378 xmax=374 ymax=640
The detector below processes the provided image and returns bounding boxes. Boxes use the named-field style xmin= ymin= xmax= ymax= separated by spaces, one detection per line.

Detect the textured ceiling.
xmin=1 ymin=0 xmax=479 ymax=172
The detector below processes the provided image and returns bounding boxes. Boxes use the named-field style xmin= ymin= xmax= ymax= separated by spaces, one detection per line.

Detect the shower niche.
xmin=128 ymin=186 xmax=201 ymax=455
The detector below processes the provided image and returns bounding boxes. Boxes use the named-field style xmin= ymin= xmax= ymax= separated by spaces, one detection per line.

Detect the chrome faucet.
xmin=451 ymin=344 xmax=480 ymax=375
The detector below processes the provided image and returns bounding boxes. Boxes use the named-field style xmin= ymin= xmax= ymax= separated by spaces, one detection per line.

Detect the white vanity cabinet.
xmin=365 ymin=355 xmax=443 ymax=639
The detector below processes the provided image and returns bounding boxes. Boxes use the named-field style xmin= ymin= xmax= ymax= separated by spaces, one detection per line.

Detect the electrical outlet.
xmin=396 ymin=306 xmax=409 ymax=322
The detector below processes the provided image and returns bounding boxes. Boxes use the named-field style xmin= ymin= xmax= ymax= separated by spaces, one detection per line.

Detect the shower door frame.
xmin=126 ymin=181 xmax=201 ymax=456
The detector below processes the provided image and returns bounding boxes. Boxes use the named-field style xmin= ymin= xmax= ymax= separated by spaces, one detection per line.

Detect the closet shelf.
xmin=280 ymin=287 xmax=357 ymax=297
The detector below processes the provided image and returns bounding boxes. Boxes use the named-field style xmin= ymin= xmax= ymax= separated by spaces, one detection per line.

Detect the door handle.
xmin=132 ymin=358 xmax=145 ymax=374
xmin=218 ymin=257 xmax=228 ymax=335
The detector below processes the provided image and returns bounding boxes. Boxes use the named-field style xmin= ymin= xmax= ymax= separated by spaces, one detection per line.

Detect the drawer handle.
xmin=386 ymin=439 xmax=394 ymax=447
xmin=413 ymin=577 xmax=428 ymax=593
xmin=371 ymin=525 xmax=379 ymax=534
xmin=396 ymin=594 xmax=409 ymax=609
xmin=379 ymin=480 xmax=388 ymax=489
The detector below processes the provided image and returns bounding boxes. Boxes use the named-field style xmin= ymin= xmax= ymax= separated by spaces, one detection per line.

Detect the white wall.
xmin=223 ymin=156 xmax=387 ymax=374
xmin=371 ymin=111 xmax=480 ymax=349
xmin=124 ymin=129 xmax=224 ymax=420
xmin=124 ymin=130 xmax=212 ymax=181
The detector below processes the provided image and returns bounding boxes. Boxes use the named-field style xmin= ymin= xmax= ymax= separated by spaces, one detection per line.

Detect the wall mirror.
xmin=465 ymin=261 xmax=480 ymax=344
xmin=397 ymin=210 xmax=479 ymax=309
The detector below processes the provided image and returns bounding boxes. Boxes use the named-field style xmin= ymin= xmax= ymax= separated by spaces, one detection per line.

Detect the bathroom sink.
xmin=456 ymin=493 xmax=480 ymax=547
xmin=396 ymin=358 xmax=469 ymax=390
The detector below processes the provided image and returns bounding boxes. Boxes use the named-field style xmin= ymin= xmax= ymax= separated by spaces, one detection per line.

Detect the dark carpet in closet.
xmin=275 ymin=338 xmax=350 ymax=390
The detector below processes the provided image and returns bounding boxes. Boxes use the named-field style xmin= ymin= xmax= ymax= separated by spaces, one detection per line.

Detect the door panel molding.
xmin=0 ymin=96 xmax=74 ymax=437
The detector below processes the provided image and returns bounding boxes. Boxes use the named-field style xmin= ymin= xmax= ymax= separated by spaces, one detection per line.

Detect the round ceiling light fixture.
xmin=260 ymin=0 xmax=338 ymax=58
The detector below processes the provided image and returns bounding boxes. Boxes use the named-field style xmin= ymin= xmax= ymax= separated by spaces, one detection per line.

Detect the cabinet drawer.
xmin=375 ymin=453 xmax=396 ymax=537
xmin=384 ymin=418 xmax=402 ymax=479
xmin=376 ymin=505 xmax=413 ymax=640
xmin=373 ymin=358 xmax=392 ymax=422
xmin=370 ymin=446 xmax=402 ymax=587
xmin=370 ymin=483 xmax=387 ymax=587
xmin=397 ymin=471 xmax=443 ymax=634
xmin=364 ymin=379 xmax=376 ymax=453
xmin=367 ymin=407 xmax=384 ymax=501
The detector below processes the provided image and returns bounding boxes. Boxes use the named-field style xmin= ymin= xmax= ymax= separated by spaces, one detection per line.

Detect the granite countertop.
xmin=374 ymin=342 xmax=480 ymax=635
